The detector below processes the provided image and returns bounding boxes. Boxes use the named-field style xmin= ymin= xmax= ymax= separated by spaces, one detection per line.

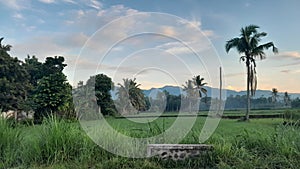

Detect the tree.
xmin=183 ymin=75 xmax=207 ymax=112
xmin=43 ymin=56 xmax=67 ymax=75
xmin=33 ymin=72 xmax=71 ymax=120
xmin=225 ymin=25 xmax=278 ymax=121
xmin=94 ymin=74 xmax=116 ymax=116
xmin=283 ymin=92 xmax=291 ymax=107
xmin=0 ymin=37 xmax=12 ymax=53
xmin=0 ymin=37 xmax=31 ymax=112
xmin=24 ymin=55 xmax=43 ymax=87
xmin=117 ymin=78 xmax=146 ymax=115
xmin=32 ymin=56 xmax=74 ymax=122
xmin=193 ymin=75 xmax=208 ymax=100
xmin=291 ymin=97 xmax=300 ymax=108
xmin=271 ymin=88 xmax=279 ymax=103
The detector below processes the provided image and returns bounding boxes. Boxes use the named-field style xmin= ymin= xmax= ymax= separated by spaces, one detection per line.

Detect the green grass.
xmin=0 ymin=110 xmax=300 ymax=168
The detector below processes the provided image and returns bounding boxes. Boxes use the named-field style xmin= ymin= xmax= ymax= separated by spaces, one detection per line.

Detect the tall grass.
xmin=0 ymin=118 xmax=22 ymax=168
xmin=0 ymin=116 xmax=299 ymax=168
xmin=210 ymin=125 xmax=300 ymax=168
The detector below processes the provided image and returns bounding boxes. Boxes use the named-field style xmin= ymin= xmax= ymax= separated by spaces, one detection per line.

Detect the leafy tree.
xmin=31 ymin=56 xmax=74 ymax=121
xmin=43 ymin=56 xmax=67 ymax=75
xmin=225 ymin=25 xmax=278 ymax=121
xmin=95 ymin=74 xmax=116 ymax=116
xmin=33 ymin=72 xmax=71 ymax=121
xmin=0 ymin=37 xmax=31 ymax=112
xmin=24 ymin=55 xmax=43 ymax=87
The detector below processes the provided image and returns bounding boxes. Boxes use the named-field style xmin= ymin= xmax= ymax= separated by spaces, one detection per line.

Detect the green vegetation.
xmin=117 ymin=78 xmax=147 ymax=115
xmin=0 ymin=113 xmax=300 ymax=168
xmin=95 ymin=74 xmax=116 ymax=116
xmin=0 ymin=38 xmax=75 ymax=122
xmin=225 ymin=25 xmax=278 ymax=120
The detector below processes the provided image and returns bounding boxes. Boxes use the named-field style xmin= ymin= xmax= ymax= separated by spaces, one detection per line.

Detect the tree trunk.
xmin=245 ymin=57 xmax=250 ymax=121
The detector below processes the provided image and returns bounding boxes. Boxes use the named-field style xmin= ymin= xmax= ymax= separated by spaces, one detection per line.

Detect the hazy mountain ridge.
xmin=142 ymin=86 xmax=300 ymax=99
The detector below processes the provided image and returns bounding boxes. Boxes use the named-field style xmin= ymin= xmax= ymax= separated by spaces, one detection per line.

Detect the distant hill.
xmin=142 ymin=86 xmax=300 ymax=100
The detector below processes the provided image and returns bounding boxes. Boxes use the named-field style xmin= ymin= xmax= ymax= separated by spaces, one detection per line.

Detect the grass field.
xmin=1 ymin=109 xmax=300 ymax=169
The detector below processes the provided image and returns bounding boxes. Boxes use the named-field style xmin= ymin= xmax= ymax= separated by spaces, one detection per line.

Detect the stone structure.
xmin=147 ymin=144 xmax=213 ymax=160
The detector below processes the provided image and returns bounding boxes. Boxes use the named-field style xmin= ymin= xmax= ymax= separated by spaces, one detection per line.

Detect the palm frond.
xmin=243 ymin=25 xmax=259 ymax=37
xmin=225 ymin=38 xmax=240 ymax=53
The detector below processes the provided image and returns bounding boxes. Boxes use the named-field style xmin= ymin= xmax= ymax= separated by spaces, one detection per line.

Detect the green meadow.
xmin=1 ymin=109 xmax=300 ymax=169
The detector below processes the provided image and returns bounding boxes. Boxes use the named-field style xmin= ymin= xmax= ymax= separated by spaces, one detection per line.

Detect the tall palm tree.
xmin=225 ymin=25 xmax=278 ymax=121
xmin=283 ymin=91 xmax=291 ymax=107
xmin=271 ymin=88 xmax=278 ymax=103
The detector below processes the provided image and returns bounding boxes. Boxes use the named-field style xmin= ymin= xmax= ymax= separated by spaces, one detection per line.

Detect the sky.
xmin=0 ymin=0 xmax=300 ymax=93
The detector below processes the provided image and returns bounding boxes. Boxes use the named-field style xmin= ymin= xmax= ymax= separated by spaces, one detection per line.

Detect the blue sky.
xmin=1 ymin=0 xmax=300 ymax=93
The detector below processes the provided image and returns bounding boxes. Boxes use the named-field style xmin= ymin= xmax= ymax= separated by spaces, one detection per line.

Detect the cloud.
xmin=156 ymin=42 xmax=192 ymax=55
xmin=88 ymin=0 xmax=102 ymax=10
xmin=274 ymin=51 xmax=300 ymax=67
xmin=63 ymin=0 xmax=77 ymax=4
xmin=276 ymin=51 xmax=300 ymax=60
xmin=39 ymin=0 xmax=55 ymax=4
xmin=280 ymin=69 xmax=300 ymax=74
xmin=13 ymin=13 xmax=24 ymax=19
xmin=0 ymin=0 xmax=29 ymax=10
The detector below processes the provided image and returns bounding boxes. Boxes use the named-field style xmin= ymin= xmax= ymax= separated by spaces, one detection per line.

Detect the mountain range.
xmin=142 ymin=85 xmax=300 ymax=100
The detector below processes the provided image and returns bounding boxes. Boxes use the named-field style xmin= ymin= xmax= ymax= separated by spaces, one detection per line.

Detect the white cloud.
xmin=77 ymin=9 xmax=85 ymax=17
xmin=39 ymin=0 xmax=55 ymax=4
xmin=88 ymin=0 xmax=102 ymax=10
xmin=63 ymin=0 xmax=77 ymax=4
xmin=13 ymin=13 xmax=24 ymax=19
xmin=0 ymin=0 xmax=27 ymax=10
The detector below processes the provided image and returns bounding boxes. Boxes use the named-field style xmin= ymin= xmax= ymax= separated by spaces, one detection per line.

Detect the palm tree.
xmin=271 ymin=88 xmax=278 ymax=103
xmin=0 ymin=37 xmax=12 ymax=53
xmin=225 ymin=25 xmax=278 ymax=121
xmin=193 ymin=75 xmax=208 ymax=98
xmin=117 ymin=78 xmax=146 ymax=114
xmin=183 ymin=75 xmax=207 ymax=112
xmin=283 ymin=91 xmax=291 ymax=107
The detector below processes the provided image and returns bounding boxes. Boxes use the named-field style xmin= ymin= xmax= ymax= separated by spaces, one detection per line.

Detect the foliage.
xmin=117 ymin=78 xmax=146 ymax=115
xmin=225 ymin=25 xmax=278 ymax=120
xmin=23 ymin=55 xmax=44 ymax=87
xmin=95 ymin=74 xmax=116 ymax=116
xmin=182 ymin=75 xmax=207 ymax=112
xmin=0 ymin=38 xmax=31 ymax=111
xmin=271 ymin=88 xmax=279 ymax=103
xmin=33 ymin=72 xmax=72 ymax=121
xmin=291 ymin=97 xmax=300 ymax=108
xmin=0 ymin=116 xmax=300 ymax=168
